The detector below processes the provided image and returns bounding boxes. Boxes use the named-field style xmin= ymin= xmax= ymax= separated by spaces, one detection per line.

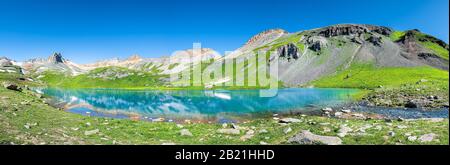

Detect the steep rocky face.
xmin=48 ymin=53 xmax=65 ymax=63
xmin=277 ymin=43 xmax=300 ymax=61
xmin=366 ymin=36 xmax=383 ymax=46
xmin=397 ymin=30 xmax=449 ymax=70
xmin=315 ymin=24 xmax=392 ymax=38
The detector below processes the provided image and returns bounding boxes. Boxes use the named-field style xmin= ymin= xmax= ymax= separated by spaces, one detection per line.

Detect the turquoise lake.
xmin=40 ymin=88 xmax=358 ymax=122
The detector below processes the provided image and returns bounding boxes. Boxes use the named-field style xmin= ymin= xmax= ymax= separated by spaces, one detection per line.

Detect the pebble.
xmin=407 ymin=136 xmax=417 ymax=142
xmin=283 ymin=127 xmax=292 ymax=134
xmin=259 ymin=129 xmax=268 ymax=134
xmin=388 ymin=131 xmax=396 ymax=137
xmin=180 ymin=129 xmax=193 ymax=136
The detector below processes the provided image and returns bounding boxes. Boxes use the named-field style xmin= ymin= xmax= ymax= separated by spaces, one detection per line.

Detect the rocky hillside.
xmin=0 ymin=57 xmax=22 ymax=74
xmin=252 ymin=24 xmax=448 ymax=86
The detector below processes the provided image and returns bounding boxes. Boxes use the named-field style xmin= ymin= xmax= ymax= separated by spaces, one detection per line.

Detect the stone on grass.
xmin=407 ymin=136 xmax=417 ymax=142
xmin=283 ymin=127 xmax=292 ymax=134
xmin=288 ymin=130 xmax=342 ymax=145
xmin=279 ymin=118 xmax=301 ymax=123
xmin=84 ymin=129 xmax=99 ymax=136
xmin=388 ymin=131 xmax=396 ymax=137
xmin=259 ymin=129 xmax=268 ymax=134
xmin=2 ymin=82 xmax=21 ymax=92
xmin=217 ymin=128 xmax=240 ymax=135
xmin=180 ymin=129 xmax=193 ymax=136
xmin=419 ymin=133 xmax=436 ymax=143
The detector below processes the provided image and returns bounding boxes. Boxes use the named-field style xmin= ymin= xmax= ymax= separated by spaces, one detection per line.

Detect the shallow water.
xmin=40 ymin=88 xmax=357 ymax=121
xmin=352 ymin=106 xmax=449 ymax=119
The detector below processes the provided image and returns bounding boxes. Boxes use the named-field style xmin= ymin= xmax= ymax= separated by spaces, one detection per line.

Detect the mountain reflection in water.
xmin=41 ymin=88 xmax=357 ymax=121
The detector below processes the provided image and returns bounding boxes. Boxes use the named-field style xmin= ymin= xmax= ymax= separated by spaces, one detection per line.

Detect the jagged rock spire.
xmin=48 ymin=52 xmax=65 ymax=63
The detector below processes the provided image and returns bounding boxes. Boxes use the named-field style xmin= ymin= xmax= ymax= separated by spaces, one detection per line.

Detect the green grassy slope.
xmin=40 ymin=67 xmax=167 ymax=89
xmin=311 ymin=64 xmax=449 ymax=107
xmin=311 ymin=64 xmax=448 ymax=89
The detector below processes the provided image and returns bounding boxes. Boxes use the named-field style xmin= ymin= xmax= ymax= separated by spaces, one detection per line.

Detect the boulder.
xmin=288 ymin=130 xmax=342 ymax=145
xmin=405 ymin=100 xmax=418 ymax=108
xmin=277 ymin=43 xmax=300 ymax=61
xmin=419 ymin=133 xmax=436 ymax=143
xmin=279 ymin=118 xmax=302 ymax=123
xmin=2 ymin=82 xmax=21 ymax=91
xmin=321 ymin=107 xmax=333 ymax=112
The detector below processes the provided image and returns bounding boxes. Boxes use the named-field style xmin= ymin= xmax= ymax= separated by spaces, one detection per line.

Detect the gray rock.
xmin=277 ymin=43 xmax=300 ymax=61
xmin=180 ymin=129 xmax=193 ymax=136
xmin=217 ymin=128 xmax=240 ymax=135
xmin=407 ymin=136 xmax=417 ymax=142
xmin=283 ymin=127 xmax=292 ymax=134
xmin=388 ymin=131 xmax=396 ymax=137
xmin=2 ymin=82 xmax=21 ymax=92
xmin=419 ymin=133 xmax=436 ymax=143
xmin=405 ymin=100 xmax=418 ymax=108
xmin=259 ymin=129 xmax=268 ymax=134
xmin=84 ymin=129 xmax=99 ymax=136
xmin=288 ymin=130 xmax=342 ymax=145
xmin=337 ymin=125 xmax=352 ymax=137
xmin=334 ymin=112 xmax=343 ymax=117
xmin=341 ymin=109 xmax=351 ymax=113
xmin=279 ymin=118 xmax=302 ymax=123
xmin=322 ymin=107 xmax=333 ymax=112
xmin=231 ymin=123 xmax=240 ymax=129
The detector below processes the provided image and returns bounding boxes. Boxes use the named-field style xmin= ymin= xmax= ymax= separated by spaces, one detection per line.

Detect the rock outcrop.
xmin=277 ymin=43 xmax=300 ymax=61
xmin=315 ymin=24 xmax=392 ymax=38
xmin=0 ymin=57 xmax=13 ymax=66
xmin=287 ymin=130 xmax=342 ymax=145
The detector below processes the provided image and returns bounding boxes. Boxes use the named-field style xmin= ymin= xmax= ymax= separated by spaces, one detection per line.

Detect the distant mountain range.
xmin=1 ymin=24 xmax=448 ymax=87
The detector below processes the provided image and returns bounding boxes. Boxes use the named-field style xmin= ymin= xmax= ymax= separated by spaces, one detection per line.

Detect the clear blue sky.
xmin=0 ymin=0 xmax=448 ymax=64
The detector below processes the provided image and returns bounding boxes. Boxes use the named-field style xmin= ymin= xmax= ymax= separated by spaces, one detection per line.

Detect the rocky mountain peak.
xmin=0 ymin=57 xmax=13 ymax=66
xmin=245 ymin=29 xmax=287 ymax=45
xmin=48 ymin=52 xmax=65 ymax=64
xmin=127 ymin=54 xmax=143 ymax=61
